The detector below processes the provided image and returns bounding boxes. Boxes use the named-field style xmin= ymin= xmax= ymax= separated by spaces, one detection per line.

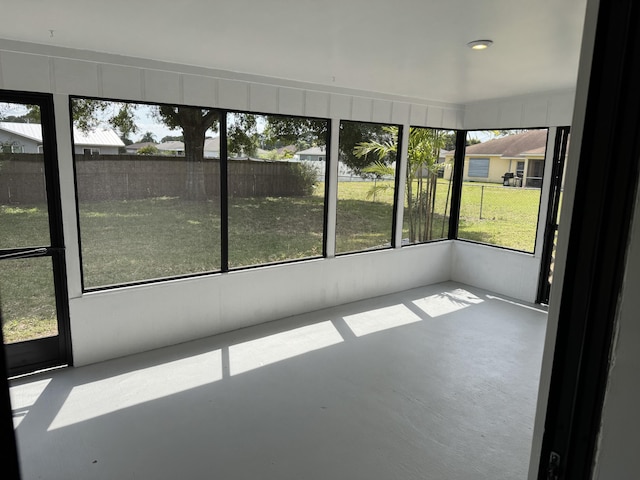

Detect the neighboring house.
xmin=444 ymin=129 xmax=548 ymax=187
xmin=156 ymin=140 xmax=185 ymax=156
xmin=0 ymin=122 xmax=43 ymax=153
xmin=295 ymin=145 xmax=326 ymax=162
xmin=154 ymin=137 xmax=220 ymax=157
xmin=293 ymin=145 xmax=362 ymax=181
xmin=73 ymin=127 xmax=125 ymax=155
xmin=204 ymin=137 xmax=220 ymax=158
xmin=125 ymin=142 xmax=157 ymax=154
xmin=0 ymin=122 xmax=124 ymax=155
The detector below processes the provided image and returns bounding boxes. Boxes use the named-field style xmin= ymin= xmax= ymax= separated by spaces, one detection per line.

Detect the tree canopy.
xmin=138 ymin=131 xmax=157 ymax=143
xmin=0 ymin=104 xmax=41 ymax=123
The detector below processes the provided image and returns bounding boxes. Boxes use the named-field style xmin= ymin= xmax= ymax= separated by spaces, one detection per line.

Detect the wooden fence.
xmin=0 ymin=153 xmax=315 ymax=203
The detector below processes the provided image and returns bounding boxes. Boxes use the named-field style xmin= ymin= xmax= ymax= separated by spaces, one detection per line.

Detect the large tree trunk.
xmin=183 ymin=126 xmax=207 ymax=201
xmin=158 ymin=105 xmax=218 ymax=201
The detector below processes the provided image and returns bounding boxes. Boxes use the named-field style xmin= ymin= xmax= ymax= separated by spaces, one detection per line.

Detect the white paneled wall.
xmin=464 ymin=89 xmax=575 ymax=130
xmin=0 ymin=40 xmax=464 ymax=128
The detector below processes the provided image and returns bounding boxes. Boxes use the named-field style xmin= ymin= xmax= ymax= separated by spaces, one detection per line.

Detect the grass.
xmin=458 ymin=183 xmax=542 ymax=252
xmin=1 ymin=180 xmax=542 ymax=343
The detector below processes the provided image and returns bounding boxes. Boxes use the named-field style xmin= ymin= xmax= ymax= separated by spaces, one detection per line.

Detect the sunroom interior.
xmin=5 ymin=0 xmax=637 ymax=479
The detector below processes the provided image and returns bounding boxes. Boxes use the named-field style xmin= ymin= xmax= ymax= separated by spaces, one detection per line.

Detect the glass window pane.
xmin=336 ymin=121 xmax=399 ymax=254
xmin=227 ymin=113 xmax=327 ymax=268
xmin=0 ymin=257 xmax=57 ymax=343
xmin=0 ymin=102 xmax=50 ymax=249
xmin=72 ymin=99 xmax=221 ymax=288
xmin=403 ymin=127 xmax=454 ymax=244
xmin=457 ymin=129 xmax=548 ymax=252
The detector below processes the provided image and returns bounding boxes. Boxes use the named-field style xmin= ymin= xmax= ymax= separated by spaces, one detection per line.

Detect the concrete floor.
xmin=10 ymin=281 xmax=547 ymax=480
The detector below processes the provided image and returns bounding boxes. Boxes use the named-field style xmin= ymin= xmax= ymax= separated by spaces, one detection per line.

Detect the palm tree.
xmin=354 ymin=126 xmax=447 ymax=243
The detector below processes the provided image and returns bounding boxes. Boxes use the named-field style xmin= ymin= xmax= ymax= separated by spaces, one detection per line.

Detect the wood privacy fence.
xmin=0 ymin=153 xmax=316 ymax=203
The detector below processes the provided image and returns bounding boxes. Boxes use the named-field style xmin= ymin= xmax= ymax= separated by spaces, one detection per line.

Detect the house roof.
xmin=157 ymin=141 xmax=184 ymax=151
xmin=0 ymin=122 xmax=125 ymax=147
xmin=126 ymin=142 xmax=157 ymax=150
xmin=204 ymin=137 xmax=220 ymax=151
xmin=156 ymin=137 xmax=220 ymax=152
xmin=75 ymin=128 xmax=125 ymax=147
xmin=464 ymin=130 xmax=548 ymax=158
xmin=0 ymin=122 xmax=42 ymax=142
xmin=296 ymin=146 xmax=326 ymax=155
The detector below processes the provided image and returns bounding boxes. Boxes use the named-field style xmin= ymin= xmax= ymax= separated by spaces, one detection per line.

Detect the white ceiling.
xmin=2 ymin=0 xmax=588 ymax=104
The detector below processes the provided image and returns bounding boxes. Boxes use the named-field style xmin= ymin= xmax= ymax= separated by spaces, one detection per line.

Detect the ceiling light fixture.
xmin=467 ymin=39 xmax=493 ymax=50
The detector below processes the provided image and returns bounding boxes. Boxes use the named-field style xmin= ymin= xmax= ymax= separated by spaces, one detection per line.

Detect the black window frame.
xmin=334 ymin=119 xmax=403 ymax=256
xmin=69 ymin=96 xmax=332 ymax=291
xmin=455 ymin=128 xmax=550 ymax=254
xmin=222 ymin=108 xmax=331 ymax=272
xmin=400 ymin=125 xmax=457 ymax=247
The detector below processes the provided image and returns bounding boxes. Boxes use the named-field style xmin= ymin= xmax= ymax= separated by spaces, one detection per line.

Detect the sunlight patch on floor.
xmin=343 ymin=304 xmax=422 ymax=337
xmin=48 ymin=350 xmax=222 ymax=430
xmin=10 ymin=378 xmax=52 ymax=428
xmin=412 ymin=288 xmax=484 ymax=317
xmin=229 ymin=321 xmax=343 ymax=376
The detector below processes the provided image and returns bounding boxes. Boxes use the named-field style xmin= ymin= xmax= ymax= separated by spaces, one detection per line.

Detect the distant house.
xmin=0 ymin=122 xmax=124 ymax=155
xmin=295 ymin=146 xmax=326 ymax=162
xmin=156 ymin=140 xmax=185 ymax=156
xmin=444 ymin=130 xmax=548 ymax=187
xmin=125 ymin=142 xmax=157 ymax=154
xmin=204 ymin=137 xmax=220 ymax=158
xmin=154 ymin=137 xmax=220 ymax=158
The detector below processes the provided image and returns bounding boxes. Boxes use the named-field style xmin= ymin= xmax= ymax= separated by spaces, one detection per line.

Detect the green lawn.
xmin=459 ymin=183 xmax=542 ymax=252
xmin=1 ymin=180 xmax=542 ymax=343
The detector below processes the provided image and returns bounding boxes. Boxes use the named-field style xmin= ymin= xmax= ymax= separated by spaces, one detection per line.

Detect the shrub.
xmin=290 ymin=161 xmax=319 ymax=196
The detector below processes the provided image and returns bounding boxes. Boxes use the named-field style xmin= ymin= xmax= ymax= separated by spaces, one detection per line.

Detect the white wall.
xmin=0 ymin=40 xmax=465 ymax=130
xmin=70 ymin=243 xmax=452 ymax=365
xmin=0 ymin=39 xmax=576 ymax=366
xmin=450 ymin=127 xmax=557 ymax=304
xmin=464 ymin=89 xmax=575 ymax=130
xmin=450 ymin=242 xmax=542 ymax=303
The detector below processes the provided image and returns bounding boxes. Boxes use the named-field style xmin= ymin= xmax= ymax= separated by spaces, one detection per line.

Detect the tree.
xmin=161 ymin=135 xmax=183 ymax=143
xmin=0 ymin=104 xmax=41 ymax=123
xmin=226 ymin=113 xmax=259 ymax=157
xmin=490 ymin=129 xmax=528 ymax=137
xmin=137 ymin=144 xmax=159 ymax=155
xmin=354 ymin=126 xmax=447 ymax=243
xmin=262 ymin=117 xmax=388 ymax=174
xmin=72 ymin=99 xmax=137 ymax=141
xmin=155 ymin=105 xmax=219 ymax=200
xmin=138 ymin=131 xmax=157 ymax=143
xmin=72 ymin=99 xmax=220 ymax=201
xmin=442 ymin=132 xmax=480 ymax=151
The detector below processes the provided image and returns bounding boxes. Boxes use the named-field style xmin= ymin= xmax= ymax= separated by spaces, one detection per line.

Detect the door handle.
xmin=0 ymin=247 xmax=48 ymax=260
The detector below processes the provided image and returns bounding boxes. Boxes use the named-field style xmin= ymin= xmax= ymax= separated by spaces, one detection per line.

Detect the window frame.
xmin=455 ymin=128 xmax=550 ymax=254
xmin=334 ymin=119 xmax=403 ymax=256
xmin=69 ymin=95 xmax=332 ymax=291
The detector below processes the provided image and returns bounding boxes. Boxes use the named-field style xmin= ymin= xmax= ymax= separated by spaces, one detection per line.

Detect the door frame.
xmin=0 ymin=90 xmax=72 ymax=377
xmin=536 ymin=126 xmax=570 ymax=305
xmin=536 ymin=0 xmax=640 ymax=477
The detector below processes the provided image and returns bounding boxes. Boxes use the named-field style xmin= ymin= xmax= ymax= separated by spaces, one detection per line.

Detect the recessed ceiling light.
xmin=467 ymin=40 xmax=493 ymax=50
